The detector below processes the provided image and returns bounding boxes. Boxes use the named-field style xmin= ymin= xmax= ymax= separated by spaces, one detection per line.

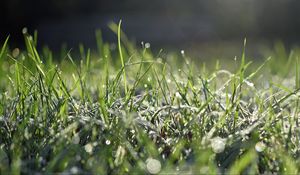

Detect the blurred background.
xmin=1 ymin=0 xmax=300 ymax=59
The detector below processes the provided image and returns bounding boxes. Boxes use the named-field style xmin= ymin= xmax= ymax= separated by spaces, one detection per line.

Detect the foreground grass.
xmin=0 ymin=27 xmax=300 ymax=174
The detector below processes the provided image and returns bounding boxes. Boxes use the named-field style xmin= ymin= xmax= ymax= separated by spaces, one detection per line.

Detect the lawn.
xmin=0 ymin=22 xmax=300 ymax=174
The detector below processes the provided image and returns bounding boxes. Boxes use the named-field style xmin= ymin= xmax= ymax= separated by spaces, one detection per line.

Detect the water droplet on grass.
xmin=157 ymin=58 xmax=162 ymax=63
xmin=70 ymin=166 xmax=79 ymax=174
xmin=93 ymin=142 xmax=98 ymax=147
xmin=255 ymin=142 xmax=266 ymax=152
xmin=105 ymin=140 xmax=111 ymax=145
xmin=146 ymin=158 xmax=161 ymax=174
xmin=186 ymin=60 xmax=190 ymax=65
xmin=210 ymin=137 xmax=226 ymax=153
xmin=22 ymin=27 xmax=28 ymax=34
xmin=84 ymin=143 xmax=93 ymax=154
xmin=12 ymin=48 xmax=20 ymax=58
xmin=175 ymin=92 xmax=182 ymax=99
xmin=72 ymin=134 xmax=80 ymax=144
xmin=145 ymin=43 xmax=151 ymax=49
xmin=245 ymin=80 xmax=254 ymax=88
xmin=24 ymin=128 xmax=31 ymax=139
xmin=181 ymin=50 xmax=185 ymax=56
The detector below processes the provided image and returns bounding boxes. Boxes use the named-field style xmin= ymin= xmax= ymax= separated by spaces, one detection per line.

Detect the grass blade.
xmin=118 ymin=20 xmax=127 ymax=94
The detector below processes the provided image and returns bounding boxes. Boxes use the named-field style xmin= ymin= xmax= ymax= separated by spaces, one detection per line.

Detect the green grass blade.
xmin=228 ymin=149 xmax=257 ymax=174
xmin=0 ymin=36 xmax=9 ymax=60
xmin=118 ymin=20 xmax=127 ymax=94
xmin=296 ymin=57 xmax=299 ymax=89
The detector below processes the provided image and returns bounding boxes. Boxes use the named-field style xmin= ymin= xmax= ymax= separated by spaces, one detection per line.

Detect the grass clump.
xmin=0 ymin=26 xmax=300 ymax=174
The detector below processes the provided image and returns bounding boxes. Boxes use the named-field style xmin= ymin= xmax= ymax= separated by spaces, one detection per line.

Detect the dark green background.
xmin=1 ymin=0 xmax=300 ymax=52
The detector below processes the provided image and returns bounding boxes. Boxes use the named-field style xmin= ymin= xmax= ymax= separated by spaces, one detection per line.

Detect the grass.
xmin=0 ymin=24 xmax=300 ymax=174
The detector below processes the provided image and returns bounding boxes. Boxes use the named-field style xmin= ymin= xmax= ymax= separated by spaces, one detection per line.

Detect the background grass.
xmin=0 ymin=24 xmax=300 ymax=174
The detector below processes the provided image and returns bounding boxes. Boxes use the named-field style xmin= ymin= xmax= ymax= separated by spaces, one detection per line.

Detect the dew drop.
xmin=181 ymin=50 xmax=185 ymax=56
xmin=12 ymin=48 xmax=20 ymax=58
xmin=24 ymin=128 xmax=31 ymax=139
xmin=92 ymin=142 xmax=98 ymax=147
xmin=146 ymin=158 xmax=161 ymax=174
xmin=70 ymin=166 xmax=79 ymax=174
xmin=145 ymin=43 xmax=151 ymax=49
xmin=245 ymin=81 xmax=254 ymax=88
xmin=157 ymin=58 xmax=162 ymax=63
xmin=255 ymin=142 xmax=266 ymax=152
xmin=22 ymin=27 xmax=28 ymax=34
xmin=175 ymin=92 xmax=182 ymax=99
xmin=72 ymin=134 xmax=80 ymax=144
xmin=84 ymin=143 xmax=93 ymax=154
xmin=210 ymin=137 xmax=226 ymax=153
xmin=105 ymin=140 xmax=111 ymax=145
